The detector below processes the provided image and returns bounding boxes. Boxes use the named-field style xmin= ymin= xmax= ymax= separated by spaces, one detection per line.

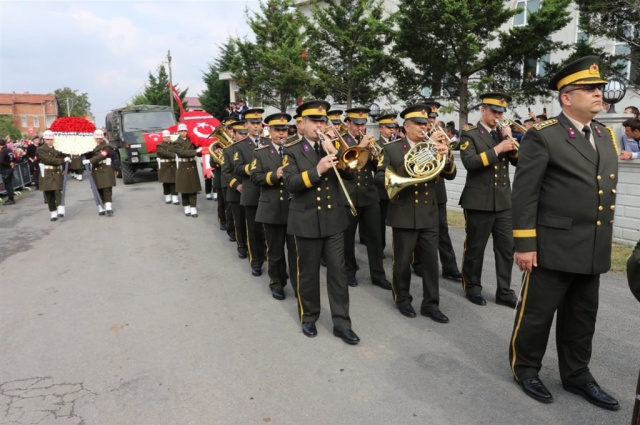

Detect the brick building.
xmin=0 ymin=92 xmax=59 ymax=136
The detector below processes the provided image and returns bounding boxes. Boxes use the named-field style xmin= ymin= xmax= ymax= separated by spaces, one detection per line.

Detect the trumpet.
xmin=385 ymin=131 xmax=449 ymax=199
xmin=326 ymin=120 xmax=369 ymax=171
xmin=430 ymin=125 xmax=458 ymax=150
xmin=356 ymin=129 xmax=382 ymax=158
xmin=208 ymin=125 xmax=234 ymax=165
xmin=316 ymin=130 xmax=358 ymax=216
xmin=495 ymin=120 xmax=520 ymax=151
xmin=498 ymin=117 xmax=528 ymax=135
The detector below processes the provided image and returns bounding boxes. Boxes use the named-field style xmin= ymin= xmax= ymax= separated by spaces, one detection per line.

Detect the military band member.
xmin=156 ymin=130 xmax=179 ymax=205
xmin=174 ymin=123 xmax=203 ymax=217
xmin=375 ymin=104 xmax=456 ymax=324
xmin=225 ymin=121 xmax=249 ymax=258
xmin=220 ymin=120 xmax=236 ymax=238
xmin=509 ymin=56 xmax=620 ymax=410
xmin=83 ymin=129 xmax=116 ymax=216
xmin=287 ymin=114 xmax=304 ymax=144
xmin=37 ymin=130 xmax=70 ymax=221
xmin=458 ymin=93 xmax=518 ymax=308
xmin=233 ymin=108 xmax=267 ymax=276
xmin=341 ymin=107 xmax=391 ymax=290
xmin=283 ymin=100 xmax=359 ymax=345
xmin=211 ymin=144 xmax=226 ymax=230
xmin=251 ymin=113 xmax=297 ymax=300
xmin=375 ymin=114 xmax=399 ymax=253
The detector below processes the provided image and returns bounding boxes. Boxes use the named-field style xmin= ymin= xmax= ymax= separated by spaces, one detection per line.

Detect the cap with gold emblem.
xmin=425 ymin=101 xmax=441 ymax=118
xmin=293 ymin=114 xmax=302 ymax=122
xmin=264 ymin=113 xmax=292 ymax=130
xmin=296 ymin=100 xmax=331 ymax=121
xmin=244 ymin=108 xmax=265 ymax=123
xmin=232 ymin=120 xmax=248 ymax=133
xmin=480 ymin=92 xmax=512 ymax=113
xmin=400 ymin=104 xmax=431 ymax=124
xmin=548 ymin=55 xmax=608 ymax=91
xmin=225 ymin=119 xmax=236 ymax=129
xmin=327 ymin=110 xmax=343 ymax=125
xmin=345 ymin=107 xmax=370 ymax=125
xmin=376 ymin=113 xmax=398 ymax=128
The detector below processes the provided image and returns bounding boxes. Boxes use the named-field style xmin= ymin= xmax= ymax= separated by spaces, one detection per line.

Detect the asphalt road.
xmin=0 ymin=173 xmax=638 ymax=425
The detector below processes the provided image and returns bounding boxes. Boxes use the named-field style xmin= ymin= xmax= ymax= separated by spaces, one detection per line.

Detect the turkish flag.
xmin=142 ymin=132 xmax=163 ymax=153
xmin=179 ymin=110 xmax=221 ymax=148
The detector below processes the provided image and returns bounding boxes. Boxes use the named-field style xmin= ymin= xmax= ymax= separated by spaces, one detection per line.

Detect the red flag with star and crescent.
xmin=142 ymin=132 xmax=163 ymax=153
xmin=178 ymin=110 xmax=221 ymax=148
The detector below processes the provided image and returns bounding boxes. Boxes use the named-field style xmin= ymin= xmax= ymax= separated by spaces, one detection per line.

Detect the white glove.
xmin=64 ymin=157 xmax=71 ymax=163
xmin=82 ymin=159 xmax=90 ymax=165
xmin=196 ymin=147 xmax=202 ymax=153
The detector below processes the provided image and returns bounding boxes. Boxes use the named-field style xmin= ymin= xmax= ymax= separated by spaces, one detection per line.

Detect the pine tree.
xmin=131 ymin=65 xmax=188 ymax=119
xmin=200 ymin=39 xmax=239 ymax=119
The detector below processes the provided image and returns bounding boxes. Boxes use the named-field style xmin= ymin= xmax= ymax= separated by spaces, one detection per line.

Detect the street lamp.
xmin=602 ymin=77 xmax=626 ymax=114
xmin=368 ymin=103 xmax=380 ymax=122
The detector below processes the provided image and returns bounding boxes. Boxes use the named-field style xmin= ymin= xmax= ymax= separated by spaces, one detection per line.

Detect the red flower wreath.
xmin=49 ymin=117 xmax=96 ymax=134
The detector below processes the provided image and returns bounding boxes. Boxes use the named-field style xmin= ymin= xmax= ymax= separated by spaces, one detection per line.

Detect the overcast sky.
xmin=0 ymin=0 xmax=258 ymax=127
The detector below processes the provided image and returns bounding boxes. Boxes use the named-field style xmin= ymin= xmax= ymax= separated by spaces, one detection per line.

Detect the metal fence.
xmin=0 ymin=162 xmax=33 ymax=195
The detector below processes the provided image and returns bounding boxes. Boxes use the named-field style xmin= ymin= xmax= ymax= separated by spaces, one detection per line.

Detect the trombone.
xmin=316 ymin=130 xmax=358 ymax=216
xmin=325 ymin=120 xmax=370 ymax=171
xmin=495 ymin=119 xmax=520 ymax=151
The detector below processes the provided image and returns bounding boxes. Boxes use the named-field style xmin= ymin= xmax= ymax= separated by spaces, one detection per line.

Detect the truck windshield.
xmin=122 ymin=111 xmax=175 ymax=132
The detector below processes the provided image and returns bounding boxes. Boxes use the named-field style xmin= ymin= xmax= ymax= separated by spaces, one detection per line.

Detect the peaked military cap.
xmin=345 ymin=107 xmax=370 ymax=124
xmin=243 ymin=108 xmax=265 ymax=123
xmin=548 ymin=55 xmax=608 ymax=91
xmin=376 ymin=113 xmax=398 ymax=128
xmin=424 ymin=101 xmax=441 ymax=118
xmin=480 ymin=92 xmax=512 ymax=112
xmin=327 ymin=110 xmax=343 ymax=125
xmin=264 ymin=113 xmax=292 ymax=130
xmin=296 ymin=100 xmax=331 ymax=121
xmin=231 ymin=120 xmax=248 ymax=132
xmin=400 ymin=104 xmax=431 ymax=124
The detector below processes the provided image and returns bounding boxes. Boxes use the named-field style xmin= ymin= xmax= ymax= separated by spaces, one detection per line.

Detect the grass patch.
xmin=448 ymin=209 xmax=633 ymax=274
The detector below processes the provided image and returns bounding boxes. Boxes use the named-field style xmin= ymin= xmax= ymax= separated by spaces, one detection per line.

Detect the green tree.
xmin=393 ymin=0 xmax=572 ymax=127
xmin=131 ymin=64 xmax=188 ymax=119
xmin=230 ymin=0 xmax=312 ymax=112
xmin=0 ymin=116 xmax=21 ymax=140
xmin=54 ymin=87 xmax=91 ymax=117
xmin=574 ymin=0 xmax=640 ymax=84
xmin=200 ymin=38 xmax=239 ymax=119
xmin=306 ymin=0 xmax=395 ymax=108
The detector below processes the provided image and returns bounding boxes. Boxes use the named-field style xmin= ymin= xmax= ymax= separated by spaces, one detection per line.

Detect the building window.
xmin=513 ymin=0 xmax=541 ymax=27
xmin=21 ymin=116 xmax=27 ymax=127
xmin=34 ymin=117 xmax=39 ymax=127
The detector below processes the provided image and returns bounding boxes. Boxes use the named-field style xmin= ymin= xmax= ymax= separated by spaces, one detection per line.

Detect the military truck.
xmin=105 ymin=105 xmax=177 ymax=185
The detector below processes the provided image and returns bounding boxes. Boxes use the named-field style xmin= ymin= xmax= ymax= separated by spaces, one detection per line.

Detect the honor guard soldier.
xmin=174 ymin=123 xmax=203 ymax=217
xmin=283 ymin=100 xmax=360 ymax=345
xmin=458 ymin=93 xmax=518 ymax=308
xmin=233 ymin=108 xmax=267 ymax=276
xmin=156 ymin=130 xmax=179 ymax=205
xmin=375 ymin=114 xmax=399 ymax=253
xmin=251 ymin=113 xmax=297 ymax=300
xmin=509 ymin=56 xmax=620 ymax=410
xmin=37 ymin=130 xmax=70 ymax=220
xmin=374 ymin=104 xmax=456 ymax=324
xmin=225 ymin=121 xmax=249 ymax=258
xmin=341 ymin=107 xmax=391 ymax=290
xmin=83 ymin=129 xmax=116 ymax=216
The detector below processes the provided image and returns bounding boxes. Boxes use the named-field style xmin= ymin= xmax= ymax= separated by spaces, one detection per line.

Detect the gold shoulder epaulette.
xmin=285 ymin=139 xmax=302 ymax=148
xmin=385 ymin=138 xmax=403 ymax=145
xmin=464 ymin=125 xmax=477 ymax=131
xmin=533 ymin=118 xmax=558 ymax=131
xmin=255 ymin=145 xmax=269 ymax=151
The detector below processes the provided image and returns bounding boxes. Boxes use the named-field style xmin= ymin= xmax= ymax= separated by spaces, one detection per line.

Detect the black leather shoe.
xmin=220 ymin=223 xmax=227 ymax=231
xmin=563 ymin=381 xmax=620 ymax=411
xmin=442 ymin=270 xmax=462 ymax=281
xmin=270 ymin=287 xmax=285 ymax=300
xmin=50 ymin=217 xmax=57 ymax=222
xmin=496 ymin=298 xmax=518 ymax=309
xmin=372 ymin=278 xmax=392 ymax=290
xmin=251 ymin=266 xmax=262 ymax=277
xmin=238 ymin=250 xmax=248 ymax=259
xmin=398 ymin=304 xmax=417 ymax=318
xmin=421 ymin=310 xmax=449 ymax=323
xmin=107 ymin=210 xmax=114 ymax=216
xmin=99 ymin=211 xmax=106 ymax=216
xmin=347 ymin=276 xmax=358 ymax=287
xmin=518 ymin=377 xmax=554 ymax=404
xmin=302 ymin=322 xmax=317 ymax=338
xmin=228 ymin=235 xmax=237 ymax=242
xmin=333 ymin=328 xmax=360 ymax=345
xmin=4 ymin=199 xmax=16 ymax=205
xmin=466 ymin=293 xmax=487 ymax=306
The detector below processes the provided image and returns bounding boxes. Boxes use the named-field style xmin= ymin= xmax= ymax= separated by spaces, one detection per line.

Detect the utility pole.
xmin=66 ymin=98 xmax=71 ymax=117
xmin=167 ymin=50 xmax=173 ymax=111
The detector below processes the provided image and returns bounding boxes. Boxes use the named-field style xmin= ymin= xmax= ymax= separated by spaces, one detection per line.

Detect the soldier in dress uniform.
xmin=458 ymin=93 xmax=519 ymax=308
xmin=340 ymin=107 xmax=391 ymax=290
xmin=251 ymin=113 xmax=297 ymax=300
xmin=283 ymin=100 xmax=360 ymax=345
xmin=375 ymin=114 xmax=399 ymax=253
xmin=374 ymin=104 xmax=456 ymax=324
xmin=83 ymin=129 xmax=116 ymax=216
xmin=219 ymin=120 xmax=236 ymax=236
xmin=174 ymin=123 xmax=203 ymax=217
xmin=224 ymin=121 xmax=249 ymax=259
xmin=287 ymin=114 xmax=304 ymax=144
xmin=233 ymin=108 xmax=267 ymax=276
xmin=211 ymin=141 xmax=226 ymax=231
xmin=156 ymin=130 xmax=179 ymax=205
xmin=37 ymin=130 xmax=71 ymax=221
xmin=509 ymin=56 xmax=620 ymax=410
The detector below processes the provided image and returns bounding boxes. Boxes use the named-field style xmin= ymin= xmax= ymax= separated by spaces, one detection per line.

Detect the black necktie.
xmin=490 ymin=130 xmax=499 ymax=145
xmin=314 ymin=142 xmax=320 ymax=157
xmin=278 ymin=146 xmax=283 ymax=159
xmin=583 ymin=125 xmax=591 ymax=143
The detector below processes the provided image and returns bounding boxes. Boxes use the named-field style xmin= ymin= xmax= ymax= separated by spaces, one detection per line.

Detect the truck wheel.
xmin=121 ymin=162 xmax=135 ymax=185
